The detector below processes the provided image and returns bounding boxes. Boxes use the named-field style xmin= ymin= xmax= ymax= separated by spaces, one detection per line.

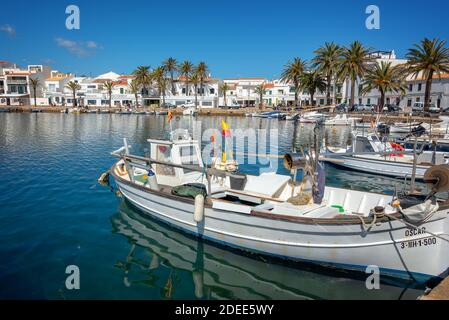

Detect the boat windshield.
xmin=154 ymin=144 xmax=176 ymax=176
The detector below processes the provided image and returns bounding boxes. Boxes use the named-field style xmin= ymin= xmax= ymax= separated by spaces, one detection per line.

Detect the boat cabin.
xmin=148 ymin=130 xmax=204 ymax=186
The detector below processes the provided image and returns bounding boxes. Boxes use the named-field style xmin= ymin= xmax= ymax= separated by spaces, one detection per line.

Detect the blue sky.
xmin=1 ymin=0 xmax=449 ymax=78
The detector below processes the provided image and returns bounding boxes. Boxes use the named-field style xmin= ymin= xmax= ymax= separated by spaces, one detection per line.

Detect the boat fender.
xmin=98 ymin=170 xmax=110 ymax=186
xmin=194 ymin=194 xmax=205 ymax=223
xmin=145 ymin=169 xmax=160 ymax=191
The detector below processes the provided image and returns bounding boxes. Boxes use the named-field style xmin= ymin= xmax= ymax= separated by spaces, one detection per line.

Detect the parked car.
xmin=181 ymin=101 xmax=196 ymax=108
xmin=412 ymin=102 xmax=440 ymax=113
xmin=335 ymin=103 xmax=348 ymax=112
xmin=382 ymin=104 xmax=402 ymax=113
xmin=353 ymin=104 xmax=374 ymax=112
xmin=161 ymin=102 xmax=176 ymax=109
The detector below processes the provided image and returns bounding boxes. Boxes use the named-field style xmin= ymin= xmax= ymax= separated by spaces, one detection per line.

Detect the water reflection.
xmin=111 ymin=201 xmax=424 ymax=300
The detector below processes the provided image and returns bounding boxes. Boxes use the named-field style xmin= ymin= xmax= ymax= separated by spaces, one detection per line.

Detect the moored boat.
xmin=108 ymin=131 xmax=449 ymax=283
xmin=324 ymin=131 xmax=449 ymax=180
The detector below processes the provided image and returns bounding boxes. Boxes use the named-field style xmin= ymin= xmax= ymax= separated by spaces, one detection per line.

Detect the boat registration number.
xmin=400 ymin=237 xmax=437 ymax=249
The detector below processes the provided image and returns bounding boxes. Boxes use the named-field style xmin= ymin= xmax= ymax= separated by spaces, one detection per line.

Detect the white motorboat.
xmin=183 ymin=107 xmax=198 ymax=116
xmin=383 ymin=122 xmax=429 ymax=134
xmin=298 ymin=111 xmax=327 ymax=124
xmin=108 ymin=130 xmax=449 ymax=283
xmin=324 ymin=114 xmax=360 ymax=126
xmin=324 ymin=131 xmax=449 ymax=180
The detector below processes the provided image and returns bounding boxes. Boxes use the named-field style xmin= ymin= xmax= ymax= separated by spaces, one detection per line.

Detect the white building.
xmin=165 ymin=76 xmax=220 ymax=108
xmin=0 ymin=63 xmax=52 ymax=106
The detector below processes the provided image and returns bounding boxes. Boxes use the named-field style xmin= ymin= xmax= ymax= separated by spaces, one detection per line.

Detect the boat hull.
xmin=113 ymin=171 xmax=449 ymax=283
xmin=325 ymin=155 xmax=429 ymax=180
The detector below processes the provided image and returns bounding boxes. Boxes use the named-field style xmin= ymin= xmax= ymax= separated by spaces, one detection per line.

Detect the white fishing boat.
xmin=183 ymin=107 xmax=198 ymax=116
xmin=324 ymin=114 xmax=360 ymax=126
xmin=324 ymin=131 xmax=449 ymax=180
xmin=108 ymin=130 xmax=449 ymax=283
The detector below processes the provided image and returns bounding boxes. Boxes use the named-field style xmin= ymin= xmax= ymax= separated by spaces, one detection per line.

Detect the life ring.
xmin=115 ymin=162 xmax=128 ymax=176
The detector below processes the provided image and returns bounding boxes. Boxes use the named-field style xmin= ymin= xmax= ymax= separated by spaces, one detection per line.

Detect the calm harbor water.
xmin=0 ymin=113 xmax=425 ymax=299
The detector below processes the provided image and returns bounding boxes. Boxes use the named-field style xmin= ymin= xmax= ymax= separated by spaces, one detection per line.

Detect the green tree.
xmin=280 ymin=58 xmax=307 ymax=107
xmin=163 ymin=57 xmax=178 ymax=96
xmin=254 ymin=83 xmax=267 ymax=109
xmin=153 ymin=67 xmax=168 ymax=107
xmin=312 ymin=42 xmax=342 ymax=105
xmin=219 ymin=83 xmax=230 ymax=107
xmin=189 ymin=72 xmax=200 ymax=109
xmin=360 ymin=61 xmax=406 ymax=110
xmin=179 ymin=61 xmax=194 ymax=96
xmin=129 ymin=79 xmax=140 ymax=108
xmin=103 ymin=80 xmax=116 ymax=109
xmin=405 ymin=38 xmax=449 ymax=112
xmin=29 ymin=77 xmax=40 ymax=107
xmin=65 ymin=81 xmax=81 ymax=107
xmin=338 ymin=41 xmax=373 ymax=107
xmin=196 ymin=62 xmax=208 ymax=96
xmin=300 ymin=70 xmax=327 ymax=106
xmin=132 ymin=66 xmax=152 ymax=97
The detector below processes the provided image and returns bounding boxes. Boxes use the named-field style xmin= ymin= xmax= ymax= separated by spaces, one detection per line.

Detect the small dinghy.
xmin=108 ymin=130 xmax=449 ymax=283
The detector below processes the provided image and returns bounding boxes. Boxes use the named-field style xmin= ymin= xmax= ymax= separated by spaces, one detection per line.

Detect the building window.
xmin=416 ymin=97 xmax=420 ymax=102
xmin=409 ymin=84 xmax=413 ymax=92
xmin=418 ymin=83 xmax=422 ymax=91
xmin=359 ymin=98 xmax=362 ymax=104
xmin=182 ymin=88 xmax=186 ymax=94
xmin=209 ymin=88 xmax=215 ymax=94
xmin=319 ymin=99 xmax=325 ymax=105
xmin=367 ymin=98 xmax=371 ymax=104
xmin=87 ymin=100 xmax=96 ymax=105
xmin=120 ymin=88 xmax=124 ymax=94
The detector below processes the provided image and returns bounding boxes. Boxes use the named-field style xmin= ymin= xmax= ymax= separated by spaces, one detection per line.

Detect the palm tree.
xmin=405 ymin=38 xmax=449 ymax=112
xmin=280 ymin=58 xmax=307 ymax=107
xmin=360 ymin=62 xmax=406 ymax=111
xmin=163 ymin=57 xmax=178 ymax=96
xmin=254 ymin=83 xmax=267 ymax=109
xmin=196 ymin=62 xmax=208 ymax=96
xmin=189 ymin=72 xmax=200 ymax=109
xmin=338 ymin=41 xmax=373 ymax=107
xmin=129 ymin=79 xmax=140 ymax=108
xmin=179 ymin=61 xmax=194 ymax=96
xmin=219 ymin=83 xmax=230 ymax=107
xmin=153 ymin=67 xmax=167 ymax=107
xmin=28 ymin=77 xmax=40 ymax=107
xmin=132 ymin=66 xmax=152 ymax=97
xmin=312 ymin=42 xmax=342 ymax=105
xmin=65 ymin=81 xmax=81 ymax=107
xmin=300 ymin=70 xmax=327 ymax=106
xmin=103 ymin=81 xmax=115 ymax=109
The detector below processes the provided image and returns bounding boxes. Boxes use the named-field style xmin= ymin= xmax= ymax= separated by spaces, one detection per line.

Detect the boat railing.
xmin=112 ymin=144 xmax=241 ymax=195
